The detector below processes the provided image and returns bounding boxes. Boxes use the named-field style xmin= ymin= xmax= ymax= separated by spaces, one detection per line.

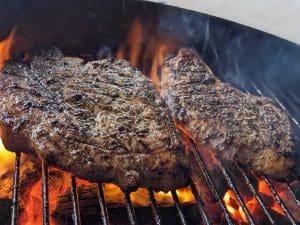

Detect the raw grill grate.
xmin=7 ymin=84 xmax=300 ymax=225
xmin=8 ymin=138 xmax=300 ymax=225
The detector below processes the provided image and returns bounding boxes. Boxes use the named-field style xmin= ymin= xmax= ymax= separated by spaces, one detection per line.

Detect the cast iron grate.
xmin=8 ymin=137 xmax=300 ymax=225
xmin=7 ymin=83 xmax=300 ymax=225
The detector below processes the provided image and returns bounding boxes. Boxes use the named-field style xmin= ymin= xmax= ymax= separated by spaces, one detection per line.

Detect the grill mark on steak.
xmin=160 ymin=48 xmax=295 ymax=179
xmin=0 ymin=48 xmax=189 ymax=191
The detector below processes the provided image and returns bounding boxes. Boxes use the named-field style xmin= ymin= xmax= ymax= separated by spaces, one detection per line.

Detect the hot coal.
xmin=160 ymin=48 xmax=295 ymax=179
xmin=0 ymin=48 xmax=189 ymax=191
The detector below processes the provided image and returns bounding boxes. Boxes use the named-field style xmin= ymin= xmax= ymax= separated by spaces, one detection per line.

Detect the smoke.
xmin=154 ymin=5 xmax=300 ymax=175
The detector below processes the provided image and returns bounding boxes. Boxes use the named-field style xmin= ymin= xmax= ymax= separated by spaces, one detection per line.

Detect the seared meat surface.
xmin=0 ymin=49 xmax=189 ymax=191
xmin=160 ymin=48 xmax=295 ymax=179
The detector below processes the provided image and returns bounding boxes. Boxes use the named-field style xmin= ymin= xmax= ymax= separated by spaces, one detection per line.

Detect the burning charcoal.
xmin=0 ymin=154 xmax=41 ymax=201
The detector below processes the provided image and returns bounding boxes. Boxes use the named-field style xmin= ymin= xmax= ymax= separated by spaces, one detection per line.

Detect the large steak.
xmin=160 ymin=48 xmax=295 ymax=179
xmin=0 ymin=49 xmax=189 ymax=191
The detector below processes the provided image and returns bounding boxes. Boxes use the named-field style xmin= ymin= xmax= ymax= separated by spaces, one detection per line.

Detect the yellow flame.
xmin=103 ymin=183 xmax=195 ymax=207
xmin=0 ymin=138 xmax=15 ymax=178
xmin=223 ymin=190 xmax=248 ymax=224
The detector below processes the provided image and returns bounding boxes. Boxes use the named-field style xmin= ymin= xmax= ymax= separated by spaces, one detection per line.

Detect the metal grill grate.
xmin=7 ymin=136 xmax=299 ymax=225
xmin=5 ymin=83 xmax=300 ymax=225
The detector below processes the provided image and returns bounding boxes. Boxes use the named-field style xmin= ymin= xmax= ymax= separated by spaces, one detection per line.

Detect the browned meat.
xmin=160 ymin=48 xmax=295 ymax=179
xmin=0 ymin=48 xmax=189 ymax=191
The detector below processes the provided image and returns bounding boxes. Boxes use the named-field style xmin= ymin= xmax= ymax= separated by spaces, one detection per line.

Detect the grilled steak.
xmin=160 ymin=48 xmax=295 ymax=179
xmin=0 ymin=48 xmax=189 ymax=191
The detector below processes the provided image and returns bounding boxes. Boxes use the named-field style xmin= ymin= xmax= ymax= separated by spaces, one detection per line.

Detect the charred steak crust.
xmin=0 ymin=48 xmax=189 ymax=191
xmin=160 ymin=48 xmax=295 ymax=179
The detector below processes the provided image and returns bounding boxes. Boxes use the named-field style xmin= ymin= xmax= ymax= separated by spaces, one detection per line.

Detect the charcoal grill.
xmin=7 ymin=119 xmax=300 ymax=225
xmin=1 ymin=0 xmax=300 ymax=224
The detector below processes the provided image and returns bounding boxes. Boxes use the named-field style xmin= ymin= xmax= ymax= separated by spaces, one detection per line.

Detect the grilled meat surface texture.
xmin=0 ymin=48 xmax=190 ymax=191
xmin=160 ymin=48 xmax=295 ymax=179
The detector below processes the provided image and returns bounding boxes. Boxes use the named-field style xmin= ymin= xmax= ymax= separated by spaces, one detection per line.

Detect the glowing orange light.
xmin=116 ymin=18 xmax=179 ymax=92
xmin=0 ymin=138 xmax=15 ymax=178
xmin=117 ymin=19 xmax=143 ymax=67
xmin=223 ymin=190 xmax=248 ymax=224
xmin=258 ymin=180 xmax=285 ymax=216
xmin=0 ymin=27 xmax=16 ymax=70
xmin=19 ymin=168 xmax=69 ymax=225
xmin=103 ymin=183 xmax=195 ymax=207
xmin=149 ymin=45 xmax=168 ymax=91
xmin=223 ymin=179 xmax=287 ymax=224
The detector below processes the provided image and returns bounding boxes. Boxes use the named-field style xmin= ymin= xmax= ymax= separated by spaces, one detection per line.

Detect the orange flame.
xmin=0 ymin=138 xmax=15 ymax=178
xmin=258 ymin=180 xmax=285 ymax=216
xmin=116 ymin=19 xmax=143 ymax=67
xmin=223 ymin=179 xmax=286 ymax=224
xmin=104 ymin=183 xmax=195 ymax=207
xmin=117 ymin=18 xmax=179 ymax=91
xmin=0 ymin=27 xmax=16 ymax=70
xmin=149 ymin=45 xmax=168 ymax=92
xmin=16 ymin=168 xmax=195 ymax=225
xmin=19 ymin=168 xmax=70 ymax=225
xmin=223 ymin=190 xmax=248 ymax=224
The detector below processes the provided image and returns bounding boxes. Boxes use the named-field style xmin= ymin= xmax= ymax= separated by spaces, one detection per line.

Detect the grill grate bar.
xmin=189 ymin=179 xmax=212 ymax=225
xmin=148 ymin=189 xmax=163 ymax=225
xmin=250 ymin=80 xmax=300 ymax=134
xmin=248 ymin=80 xmax=300 ymax=222
xmin=71 ymin=176 xmax=81 ymax=225
xmin=124 ymin=191 xmax=137 ymax=225
xmin=218 ymin=160 xmax=256 ymax=225
xmin=42 ymin=161 xmax=50 ymax=225
xmin=292 ymin=172 xmax=300 ymax=183
xmin=237 ymin=165 xmax=275 ymax=224
xmin=263 ymin=176 xmax=297 ymax=225
xmin=285 ymin=183 xmax=300 ymax=207
xmin=171 ymin=190 xmax=188 ymax=225
xmin=97 ymin=183 xmax=110 ymax=225
xmin=10 ymin=152 xmax=21 ymax=225
xmin=187 ymin=137 xmax=235 ymax=225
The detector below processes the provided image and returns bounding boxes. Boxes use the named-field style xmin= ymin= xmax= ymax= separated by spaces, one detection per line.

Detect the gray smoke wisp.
xmin=154 ymin=6 xmax=300 ymax=175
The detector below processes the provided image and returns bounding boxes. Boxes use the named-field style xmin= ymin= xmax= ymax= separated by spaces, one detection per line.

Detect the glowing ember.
xmin=258 ymin=180 xmax=285 ymax=216
xmin=16 ymin=168 xmax=195 ymax=225
xmin=0 ymin=27 xmax=16 ymax=70
xmin=19 ymin=168 xmax=70 ymax=225
xmin=223 ymin=179 xmax=286 ymax=224
xmin=223 ymin=190 xmax=248 ymax=224
xmin=104 ymin=183 xmax=195 ymax=207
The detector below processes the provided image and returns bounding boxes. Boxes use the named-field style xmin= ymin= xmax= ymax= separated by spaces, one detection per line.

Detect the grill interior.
xmin=7 ymin=128 xmax=300 ymax=225
xmin=1 ymin=1 xmax=300 ymax=225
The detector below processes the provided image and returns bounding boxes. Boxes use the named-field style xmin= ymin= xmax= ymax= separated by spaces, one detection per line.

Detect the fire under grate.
xmin=6 ymin=81 xmax=300 ymax=225
xmin=8 ymin=137 xmax=300 ymax=225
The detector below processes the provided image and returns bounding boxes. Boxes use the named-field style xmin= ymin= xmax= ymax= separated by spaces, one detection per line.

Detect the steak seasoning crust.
xmin=0 ymin=49 xmax=189 ymax=191
xmin=160 ymin=48 xmax=295 ymax=179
